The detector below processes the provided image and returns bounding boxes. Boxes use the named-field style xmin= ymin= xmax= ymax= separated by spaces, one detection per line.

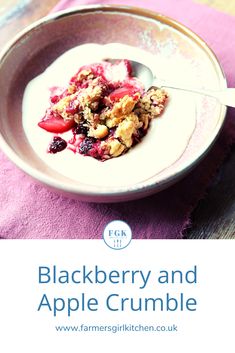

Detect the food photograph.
xmin=0 ymin=0 xmax=235 ymax=239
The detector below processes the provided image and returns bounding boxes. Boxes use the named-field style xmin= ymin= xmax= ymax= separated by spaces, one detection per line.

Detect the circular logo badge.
xmin=103 ymin=220 xmax=132 ymax=250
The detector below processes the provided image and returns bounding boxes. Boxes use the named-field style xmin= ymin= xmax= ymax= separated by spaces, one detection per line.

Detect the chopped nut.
xmin=88 ymin=124 xmax=109 ymax=139
xmin=106 ymin=139 xmax=126 ymax=157
xmin=104 ymin=95 xmax=140 ymax=128
xmin=115 ymin=113 xmax=141 ymax=148
xmin=110 ymin=95 xmax=138 ymax=118
xmin=139 ymin=113 xmax=150 ymax=130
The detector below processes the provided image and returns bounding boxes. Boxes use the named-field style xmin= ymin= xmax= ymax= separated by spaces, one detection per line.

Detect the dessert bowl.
xmin=0 ymin=5 xmax=227 ymax=202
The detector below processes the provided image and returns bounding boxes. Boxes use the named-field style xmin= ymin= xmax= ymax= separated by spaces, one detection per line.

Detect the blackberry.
xmin=48 ymin=136 xmax=67 ymax=154
xmin=137 ymin=128 xmax=146 ymax=139
xmin=79 ymin=137 xmax=96 ymax=154
xmin=73 ymin=123 xmax=88 ymax=135
xmin=133 ymin=128 xmax=146 ymax=145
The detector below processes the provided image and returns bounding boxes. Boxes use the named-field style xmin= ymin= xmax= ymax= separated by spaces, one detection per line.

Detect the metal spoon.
xmin=128 ymin=60 xmax=235 ymax=108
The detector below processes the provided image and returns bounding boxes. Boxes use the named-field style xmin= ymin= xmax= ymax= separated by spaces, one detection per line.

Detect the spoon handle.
xmin=157 ymin=82 xmax=235 ymax=108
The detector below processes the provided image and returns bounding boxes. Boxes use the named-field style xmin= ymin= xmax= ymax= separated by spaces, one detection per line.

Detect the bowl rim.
xmin=0 ymin=4 xmax=227 ymax=200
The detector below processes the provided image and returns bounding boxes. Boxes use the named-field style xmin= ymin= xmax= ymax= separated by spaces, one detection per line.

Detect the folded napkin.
xmin=1 ymin=0 xmax=235 ymax=239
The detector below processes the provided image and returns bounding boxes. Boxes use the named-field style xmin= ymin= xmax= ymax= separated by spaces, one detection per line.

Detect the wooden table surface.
xmin=0 ymin=0 xmax=235 ymax=239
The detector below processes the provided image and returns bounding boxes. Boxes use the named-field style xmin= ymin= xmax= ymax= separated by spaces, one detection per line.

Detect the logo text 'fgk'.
xmin=103 ymin=221 xmax=132 ymax=250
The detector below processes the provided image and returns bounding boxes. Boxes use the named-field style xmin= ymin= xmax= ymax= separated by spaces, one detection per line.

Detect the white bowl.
xmin=0 ymin=5 xmax=227 ymax=202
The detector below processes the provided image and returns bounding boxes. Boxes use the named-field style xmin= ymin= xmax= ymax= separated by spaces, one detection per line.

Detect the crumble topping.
xmin=38 ymin=60 xmax=168 ymax=160
xmin=135 ymin=88 xmax=168 ymax=117
xmin=114 ymin=113 xmax=142 ymax=148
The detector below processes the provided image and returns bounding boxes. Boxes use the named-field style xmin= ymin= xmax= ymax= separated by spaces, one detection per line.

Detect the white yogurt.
xmin=22 ymin=43 xmax=196 ymax=188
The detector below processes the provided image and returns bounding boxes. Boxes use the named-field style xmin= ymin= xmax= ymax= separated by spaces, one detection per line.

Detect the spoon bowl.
xmin=124 ymin=59 xmax=235 ymax=108
xmin=129 ymin=60 xmax=153 ymax=90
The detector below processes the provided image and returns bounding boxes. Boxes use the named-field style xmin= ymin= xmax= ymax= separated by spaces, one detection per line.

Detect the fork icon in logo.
xmin=103 ymin=221 xmax=132 ymax=250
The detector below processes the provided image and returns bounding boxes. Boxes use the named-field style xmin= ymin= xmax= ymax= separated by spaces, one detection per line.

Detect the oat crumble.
xmin=38 ymin=60 xmax=168 ymax=160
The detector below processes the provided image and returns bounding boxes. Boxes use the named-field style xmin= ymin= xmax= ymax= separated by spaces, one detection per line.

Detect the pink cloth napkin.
xmin=1 ymin=0 xmax=235 ymax=239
